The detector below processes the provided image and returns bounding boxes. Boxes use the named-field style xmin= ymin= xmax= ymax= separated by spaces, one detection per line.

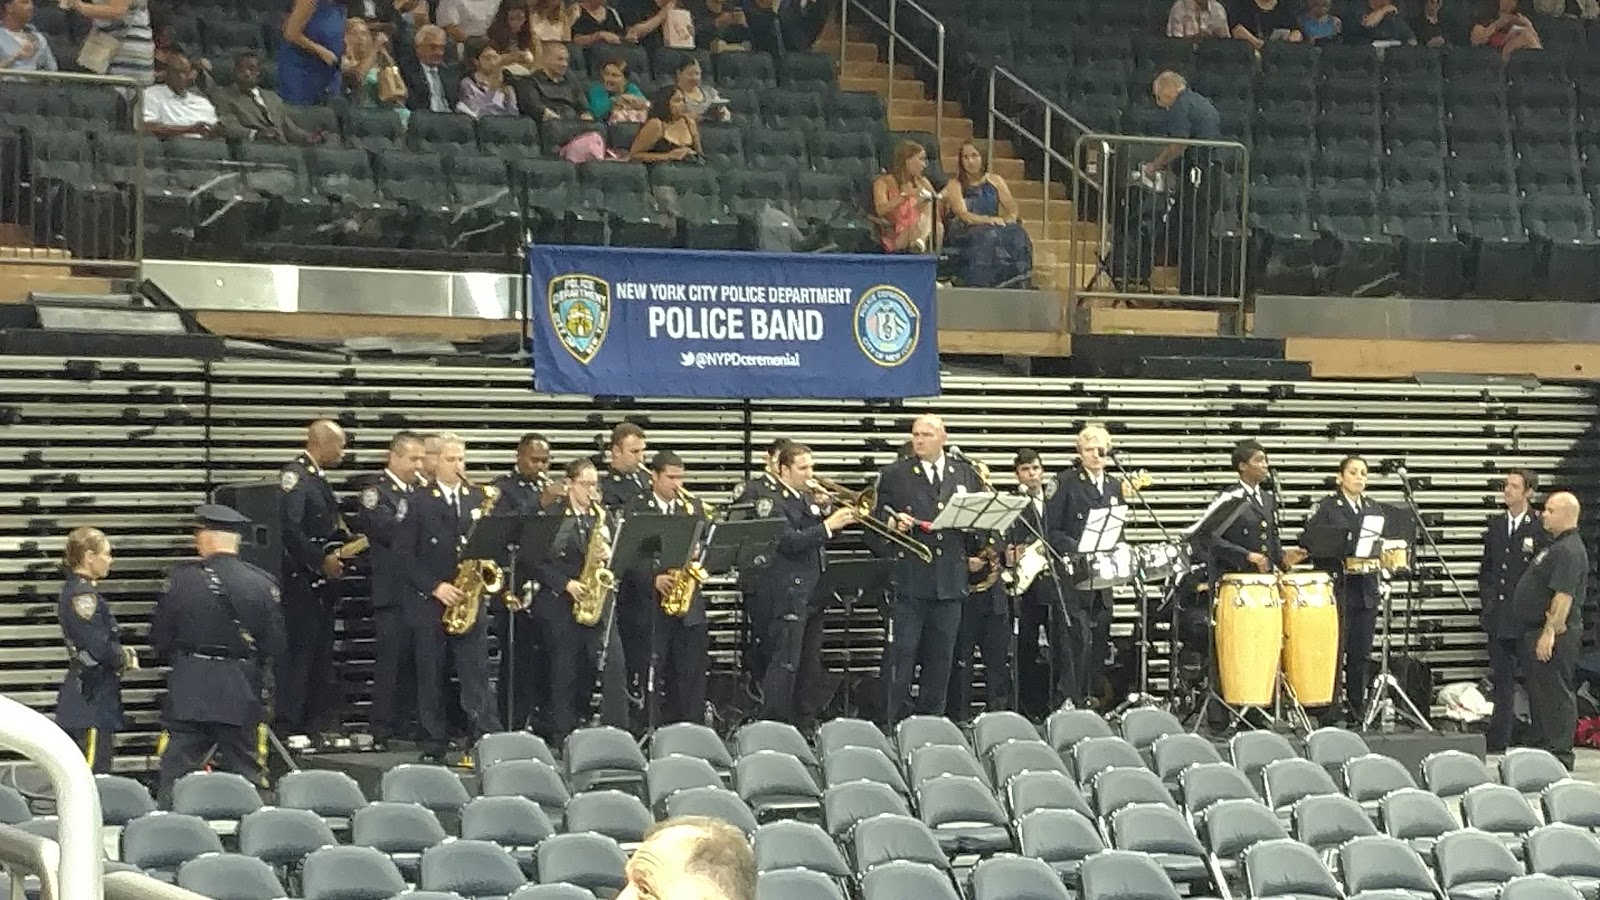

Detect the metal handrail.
xmin=0 ymin=697 xmax=101 ymax=900
xmin=838 ymin=0 xmax=946 ymax=149
xmin=984 ymin=66 xmax=1099 ymax=235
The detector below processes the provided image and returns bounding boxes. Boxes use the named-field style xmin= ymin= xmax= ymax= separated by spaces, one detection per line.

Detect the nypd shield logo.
xmin=853 ymin=285 xmax=920 ymax=368
xmin=549 ymin=274 xmax=611 ymax=364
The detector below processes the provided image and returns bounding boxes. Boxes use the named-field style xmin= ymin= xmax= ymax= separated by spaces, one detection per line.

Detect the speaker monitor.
xmin=211 ymin=480 xmax=283 ymax=579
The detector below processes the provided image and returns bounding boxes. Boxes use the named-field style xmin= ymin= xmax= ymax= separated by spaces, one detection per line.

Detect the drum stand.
xmin=1110 ymin=567 xmax=1177 ymax=718
xmin=1360 ymin=580 xmax=1434 ymax=733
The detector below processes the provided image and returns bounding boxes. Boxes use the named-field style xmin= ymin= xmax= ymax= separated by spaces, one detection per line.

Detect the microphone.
xmin=1395 ymin=465 xmax=1409 ymax=478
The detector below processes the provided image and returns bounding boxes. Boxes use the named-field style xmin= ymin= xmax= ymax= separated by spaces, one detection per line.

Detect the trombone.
xmin=807 ymin=476 xmax=934 ymax=564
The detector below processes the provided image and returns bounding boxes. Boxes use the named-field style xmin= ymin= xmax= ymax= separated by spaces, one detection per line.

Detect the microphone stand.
xmin=1393 ymin=466 xmax=1474 ymax=615
xmin=1109 ymin=453 xmax=1176 ymax=716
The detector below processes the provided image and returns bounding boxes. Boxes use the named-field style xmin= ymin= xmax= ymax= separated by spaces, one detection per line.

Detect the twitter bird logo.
xmin=679 ymin=351 xmax=695 ymax=367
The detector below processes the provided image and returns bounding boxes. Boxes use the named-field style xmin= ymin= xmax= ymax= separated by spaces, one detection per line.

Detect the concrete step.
xmin=0 ymin=271 xmax=114 ymax=303
xmin=1035 ymin=262 xmax=1100 ymax=292
xmin=1006 ymin=179 xmax=1068 ymax=202
xmin=955 ymin=155 xmax=1024 ymax=181
xmin=842 ymin=59 xmax=918 ymax=81
xmin=841 ymin=38 xmax=879 ymax=62
xmin=1021 ymin=218 xmax=1083 ymax=241
xmin=892 ymin=114 xmax=975 ymax=139
xmin=887 ymin=96 xmax=966 ymax=119
xmin=1016 ymin=197 xmax=1075 ymax=223
xmin=1035 ymin=237 xmax=1104 ymax=267
xmin=1083 ymin=304 xmax=1221 ymax=336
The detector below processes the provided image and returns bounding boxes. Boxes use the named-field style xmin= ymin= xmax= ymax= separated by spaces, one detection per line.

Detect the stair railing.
xmin=0 ymin=696 xmax=101 ymax=900
xmin=839 ymin=0 xmax=946 ymax=147
xmin=985 ymin=67 xmax=1096 ymax=237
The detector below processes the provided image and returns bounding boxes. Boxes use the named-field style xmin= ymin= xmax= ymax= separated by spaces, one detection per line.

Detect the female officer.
xmin=1300 ymin=456 xmax=1383 ymax=724
xmin=56 ymin=526 xmax=133 ymax=772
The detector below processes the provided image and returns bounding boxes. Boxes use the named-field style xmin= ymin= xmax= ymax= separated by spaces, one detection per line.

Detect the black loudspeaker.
xmin=211 ymin=480 xmax=283 ymax=578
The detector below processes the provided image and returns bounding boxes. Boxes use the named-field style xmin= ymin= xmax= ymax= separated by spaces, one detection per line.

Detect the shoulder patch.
xmin=280 ymin=470 xmax=299 ymax=492
xmin=756 ymin=497 xmax=774 ymax=517
xmin=1043 ymin=476 xmax=1059 ymax=500
xmin=360 ymin=486 xmax=380 ymax=510
xmin=269 ymin=585 xmax=281 ymax=603
xmin=71 ymin=593 xmax=98 ymax=621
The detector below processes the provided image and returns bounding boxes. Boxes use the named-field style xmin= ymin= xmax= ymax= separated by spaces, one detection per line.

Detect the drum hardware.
xmin=1103 ymin=452 xmax=1182 ymax=719
xmin=1359 ymin=579 xmax=1434 ymax=733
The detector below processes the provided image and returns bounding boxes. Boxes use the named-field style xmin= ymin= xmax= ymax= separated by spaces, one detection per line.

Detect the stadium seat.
xmin=851 ymin=813 xmax=950 ymax=874
xmin=1262 ymin=757 xmax=1340 ymax=816
xmin=1178 ymin=762 xmax=1260 ymax=816
xmin=95 ymin=775 xmax=155 ymax=827
xmin=122 ymin=812 xmax=226 ymax=881
xmin=1150 ymin=733 xmax=1222 ymax=786
xmin=1107 ymin=803 xmax=1208 ymax=886
xmin=1524 ymin=194 xmax=1600 ymax=301
xmin=351 ymin=802 xmax=447 ymax=880
xmin=735 ymin=750 xmax=822 ymax=822
xmin=916 ymin=773 xmax=1012 ymax=857
xmin=408 ymin=112 xmax=478 ymax=154
xmin=1378 ymin=788 xmax=1458 ymax=858
xmin=481 ymin=759 xmax=571 ymax=823
xmin=1118 ymin=707 xmax=1184 ymax=759
xmin=238 ymin=807 xmax=337 ymax=868
xmin=1422 ymin=750 xmax=1494 ymax=800
xmin=1016 ymin=807 xmax=1103 ymax=883
xmin=1293 ymin=793 xmax=1378 ymax=858
xmin=823 ymin=746 xmax=909 ymax=797
xmin=817 ymin=718 xmax=896 ymax=760
xmin=1526 ymin=824 xmax=1600 ymax=898
xmin=276 ymin=770 xmax=368 ymax=826
xmin=420 ymin=840 xmax=526 ymax=900
xmin=1305 ymin=727 xmax=1371 ymax=780
xmin=757 ymin=868 xmax=846 ymax=900
xmin=381 ymin=764 xmax=470 ymax=816
xmin=647 ymin=756 xmax=724 ymax=810
xmin=565 ymin=790 xmax=654 ymax=848
xmin=1338 ymin=834 xmax=1444 ymax=899
xmin=566 ymin=726 xmax=647 ymax=795
xmin=650 ymin=722 xmax=735 ymax=773
xmin=1091 ymin=767 xmax=1175 ymax=820
xmin=822 ymin=781 xmax=910 ymax=842
xmin=177 ymin=853 xmax=287 ymax=900
xmin=1079 ymin=849 xmax=1183 ymax=900
xmin=1504 ymin=875 xmax=1587 ymax=900
xmin=663 ymin=786 xmax=759 ymax=838
xmin=460 ymin=796 xmax=554 ymax=875
xmin=1046 ymin=708 xmax=1114 ymax=757
xmin=301 ymin=846 xmax=407 ymax=900
xmin=1200 ymin=799 xmax=1288 ymax=868
xmin=1543 ymin=781 xmax=1600 ymax=831
xmin=969 ymin=855 xmax=1071 ymax=900
xmin=475 ymin=117 xmax=542 ymax=160
xmin=990 ymin=740 xmax=1070 ymax=788
xmin=1436 ymin=828 xmax=1526 ymax=900
xmin=1464 ymin=784 xmax=1543 ymax=855
xmin=861 ymin=860 xmax=959 ymax=900
xmin=1345 ymin=753 xmax=1421 ymax=808
xmin=909 ymin=744 xmax=990 ymax=789
xmin=1006 ymin=769 xmax=1094 ymax=822
xmin=1244 ymin=838 xmax=1342 ymax=900
xmin=476 ymin=732 xmax=557 ymax=771
xmin=534 ymin=833 xmax=626 ymax=898
xmin=1073 ymin=736 xmax=1145 ymax=785
xmin=753 ymin=820 xmax=851 ymax=878
xmin=735 ymin=720 xmax=819 ymax=768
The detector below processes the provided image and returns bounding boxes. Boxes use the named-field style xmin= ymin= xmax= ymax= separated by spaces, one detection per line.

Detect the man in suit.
xmin=1044 ymin=424 xmax=1126 ymax=708
xmin=1009 ymin=449 xmax=1060 ymax=717
xmin=601 ymin=421 xmax=652 ymax=726
xmin=353 ymin=431 xmax=426 ymax=751
xmin=213 ymin=51 xmax=316 ymax=144
xmin=1479 ymin=468 xmax=1542 ymax=752
xmin=400 ymin=25 xmax=461 ymax=113
xmin=755 ymin=443 xmax=855 ymax=725
xmin=400 ymin=432 xmax=501 ymax=762
xmin=873 ymin=415 xmax=983 ymax=724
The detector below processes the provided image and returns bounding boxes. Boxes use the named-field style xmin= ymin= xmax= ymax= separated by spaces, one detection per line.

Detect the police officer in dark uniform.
xmin=872 ymin=415 xmax=982 ymax=725
xmin=1044 ymin=425 xmax=1127 ymax=708
xmin=1479 ymin=468 xmax=1542 ymax=752
xmin=277 ymin=419 xmax=348 ymax=744
xmin=490 ymin=432 xmax=560 ymax=732
xmin=600 ymin=422 xmax=651 ymax=722
xmin=399 ymin=433 xmax=501 ymax=762
xmin=1009 ymin=450 xmax=1060 ymax=718
xmin=1513 ymin=491 xmax=1587 ymax=769
xmin=1299 ymin=455 xmax=1383 ymax=724
xmin=56 ymin=526 xmax=132 ymax=773
xmin=732 ymin=438 xmax=792 ymax=688
xmin=755 ymin=443 xmax=855 ymax=725
xmin=1204 ymin=439 xmax=1293 ymax=581
xmin=533 ymin=459 xmax=630 ymax=743
xmin=354 ymin=431 xmax=426 ymax=751
xmin=151 ymin=505 xmax=286 ymax=803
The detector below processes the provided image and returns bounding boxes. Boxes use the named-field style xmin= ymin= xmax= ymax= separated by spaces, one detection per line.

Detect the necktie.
xmin=448 ymin=490 xmax=458 ymax=516
xmin=930 ymin=463 xmax=942 ymax=490
xmin=1510 ymin=515 xmax=1519 ymax=536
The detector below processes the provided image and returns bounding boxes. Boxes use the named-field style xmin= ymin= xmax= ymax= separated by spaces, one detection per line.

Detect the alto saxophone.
xmin=658 ymin=487 xmax=711 ymax=618
xmin=572 ymin=505 xmax=618 ymax=627
xmin=443 ymin=484 xmax=504 ymax=637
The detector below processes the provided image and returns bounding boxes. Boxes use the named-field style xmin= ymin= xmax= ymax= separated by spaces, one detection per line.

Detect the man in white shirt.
xmin=1167 ymin=0 xmax=1231 ymax=39
xmin=142 ymin=56 xmax=219 ymax=139
xmin=436 ymin=0 xmax=501 ymax=41
xmin=0 ymin=0 xmax=58 ymax=72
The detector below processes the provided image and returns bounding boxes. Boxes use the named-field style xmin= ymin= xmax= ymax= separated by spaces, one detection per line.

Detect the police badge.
xmin=396 ymin=498 xmax=409 ymax=522
xmin=280 ymin=470 xmax=299 ymax=491
xmin=756 ymin=498 xmax=774 ymax=517
xmin=549 ymin=274 xmax=611 ymax=364
xmin=1043 ymin=475 xmax=1059 ymax=500
xmin=1523 ymin=536 xmax=1535 ymax=553
xmin=360 ymin=487 xmax=380 ymax=510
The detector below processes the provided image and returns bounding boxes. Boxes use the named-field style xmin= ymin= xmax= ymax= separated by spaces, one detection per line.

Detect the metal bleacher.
xmin=1 ymin=354 xmax=1596 ymax=770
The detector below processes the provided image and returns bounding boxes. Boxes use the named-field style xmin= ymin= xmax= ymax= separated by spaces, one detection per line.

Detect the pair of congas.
xmin=1213 ymin=572 xmax=1340 ymax=706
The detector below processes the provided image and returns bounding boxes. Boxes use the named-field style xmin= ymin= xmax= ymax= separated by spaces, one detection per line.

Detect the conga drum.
xmin=1214 ymin=574 xmax=1283 ymax=706
xmin=1279 ymin=572 xmax=1339 ymax=706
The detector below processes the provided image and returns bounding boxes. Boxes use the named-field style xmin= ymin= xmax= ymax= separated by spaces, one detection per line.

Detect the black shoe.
xmin=371 ymin=738 xmax=390 ymax=753
xmin=419 ymin=750 xmax=446 ymax=764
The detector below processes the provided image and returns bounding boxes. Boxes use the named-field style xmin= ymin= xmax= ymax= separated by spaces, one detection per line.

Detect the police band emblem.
xmin=549 ymin=273 xmax=612 ymax=364
xmin=853 ymin=284 xmax=920 ymax=368
xmin=756 ymin=497 xmax=774 ymax=517
xmin=280 ymin=470 xmax=299 ymax=492
xmin=360 ymin=487 xmax=380 ymax=510
xmin=71 ymin=593 xmax=97 ymax=621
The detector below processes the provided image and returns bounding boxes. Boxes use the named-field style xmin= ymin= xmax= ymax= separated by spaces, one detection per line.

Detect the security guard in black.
xmin=1511 ymin=492 xmax=1587 ymax=768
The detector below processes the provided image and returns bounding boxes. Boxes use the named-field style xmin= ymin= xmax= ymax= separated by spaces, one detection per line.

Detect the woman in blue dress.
xmin=942 ymin=140 xmax=1034 ymax=288
xmin=280 ymin=0 xmax=347 ymax=105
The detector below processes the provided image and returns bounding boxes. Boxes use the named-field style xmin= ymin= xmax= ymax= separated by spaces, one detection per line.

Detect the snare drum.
xmin=1214 ymin=573 xmax=1283 ymax=707
xmin=1278 ymin=572 xmax=1339 ymax=707
xmin=1380 ymin=540 xmax=1410 ymax=572
xmin=1074 ymin=543 xmax=1135 ymax=590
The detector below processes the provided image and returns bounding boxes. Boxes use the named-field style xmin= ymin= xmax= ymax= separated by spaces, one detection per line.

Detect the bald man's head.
xmin=617 ymin=816 xmax=755 ymax=900
xmin=910 ymin=414 xmax=947 ymax=462
xmin=306 ymin=419 xmax=347 ymax=468
xmin=1543 ymin=491 xmax=1581 ymax=534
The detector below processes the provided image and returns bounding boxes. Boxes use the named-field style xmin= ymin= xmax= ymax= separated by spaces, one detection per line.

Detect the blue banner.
xmin=529 ymin=246 xmax=940 ymax=400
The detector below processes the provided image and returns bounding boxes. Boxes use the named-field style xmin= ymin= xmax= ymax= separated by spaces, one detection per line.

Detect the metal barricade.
xmin=0 ymin=71 xmax=145 ymax=278
xmin=838 ymin=0 xmax=945 ymax=145
xmin=1070 ymin=134 xmax=1249 ymax=330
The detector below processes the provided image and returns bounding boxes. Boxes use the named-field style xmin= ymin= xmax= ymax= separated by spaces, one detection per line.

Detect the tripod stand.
xmin=1109 ymin=454 xmax=1179 ymax=716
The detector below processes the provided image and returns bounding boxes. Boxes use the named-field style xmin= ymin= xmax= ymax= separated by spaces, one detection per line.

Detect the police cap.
xmin=195 ymin=504 xmax=251 ymax=534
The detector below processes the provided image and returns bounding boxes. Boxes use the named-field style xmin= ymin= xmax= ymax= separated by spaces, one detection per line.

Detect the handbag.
xmin=376 ymin=64 xmax=408 ymax=105
xmin=77 ymin=30 xmax=120 ymax=75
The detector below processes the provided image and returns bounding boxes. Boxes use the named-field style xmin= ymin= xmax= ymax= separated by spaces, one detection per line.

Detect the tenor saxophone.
xmin=572 ymin=505 xmax=618 ymax=627
xmin=658 ymin=487 xmax=711 ymax=617
xmin=443 ymin=484 xmax=504 ymax=637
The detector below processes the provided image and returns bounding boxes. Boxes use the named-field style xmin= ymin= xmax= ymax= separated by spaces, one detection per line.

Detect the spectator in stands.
xmin=572 ymin=0 xmax=626 ymax=46
xmin=279 ymin=0 xmax=346 ymax=105
xmin=349 ymin=0 xmax=428 ymax=28
xmin=674 ymin=58 xmax=730 ymax=122
xmin=873 ymin=140 xmax=938 ymax=253
xmin=401 ymin=24 xmax=461 ymax=112
xmin=142 ymin=54 xmax=220 ymax=138
xmin=343 ymin=17 xmax=408 ymax=110
xmin=746 ymin=0 xmax=825 ymax=56
xmin=629 ymin=84 xmax=700 ymax=161
xmin=529 ymin=0 xmax=573 ymax=41
xmin=694 ymin=0 xmax=750 ymax=51
xmin=589 ymin=57 xmax=647 ymax=120
xmin=487 ymin=0 xmax=540 ymax=69
xmin=518 ymin=40 xmax=591 ymax=119
xmin=625 ymin=0 xmax=696 ymax=49
xmin=1349 ymin=0 xmax=1416 ymax=43
xmin=942 ymin=141 xmax=1032 ymax=288
xmin=0 ymin=0 xmax=58 ymax=72
xmin=1229 ymin=0 xmax=1302 ymax=50
xmin=1167 ymin=0 xmax=1230 ymax=40
xmin=1143 ymin=71 xmax=1223 ymax=296
xmin=152 ymin=20 xmax=213 ymax=90
xmin=1471 ymin=0 xmax=1541 ymax=61
xmin=1300 ymin=0 xmax=1342 ymax=42
xmin=1413 ymin=0 xmax=1453 ymax=46
xmin=438 ymin=0 xmax=500 ymax=40
xmin=215 ymin=51 xmax=317 ymax=144
xmin=456 ymin=35 xmax=520 ymax=115
xmin=617 ymin=816 xmax=756 ymax=900
xmin=60 ymin=0 xmax=152 ymax=84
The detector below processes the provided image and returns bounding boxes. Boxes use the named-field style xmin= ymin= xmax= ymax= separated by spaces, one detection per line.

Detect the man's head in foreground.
xmin=617 ymin=816 xmax=755 ymax=900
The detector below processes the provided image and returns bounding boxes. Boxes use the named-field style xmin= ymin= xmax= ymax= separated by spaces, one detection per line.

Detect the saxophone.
xmin=572 ymin=505 xmax=618 ymax=627
xmin=969 ymin=459 xmax=1002 ymax=591
xmin=659 ymin=487 xmax=711 ymax=618
xmin=443 ymin=484 xmax=504 ymax=637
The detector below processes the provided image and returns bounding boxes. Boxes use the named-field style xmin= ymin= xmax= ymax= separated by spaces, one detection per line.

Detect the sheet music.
xmin=1354 ymin=513 xmax=1386 ymax=558
xmin=1078 ymin=505 xmax=1128 ymax=553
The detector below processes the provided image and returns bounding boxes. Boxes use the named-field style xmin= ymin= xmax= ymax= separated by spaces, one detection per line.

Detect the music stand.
xmin=611 ymin=512 xmax=706 ymax=734
xmin=931 ymin=492 xmax=1030 ymax=534
xmin=499 ymin=515 xmax=563 ymax=730
xmin=1072 ymin=507 xmax=1131 ymax=590
xmin=1362 ymin=500 xmax=1433 ymax=733
xmin=700 ymin=517 xmax=784 ymax=577
xmin=819 ymin=558 xmax=892 ymax=717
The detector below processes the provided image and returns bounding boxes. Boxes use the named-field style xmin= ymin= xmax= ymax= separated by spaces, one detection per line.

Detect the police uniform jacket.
xmin=149 ymin=554 xmax=287 ymax=726
xmin=1480 ymin=508 xmax=1543 ymax=639
xmin=1200 ymin=482 xmax=1284 ymax=579
xmin=280 ymin=453 xmax=342 ymax=582
xmin=871 ymin=455 xmax=981 ymax=601
xmin=761 ymin=483 xmax=831 ymax=618
xmin=493 ymin=469 xmax=549 ymax=518
xmin=601 ymin=468 xmax=650 ymax=513
xmin=355 ymin=469 xmax=415 ymax=610
xmin=1044 ymin=465 xmax=1124 ymax=606
xmin=732 ymin=473 xmax=783 ymax=591
xmin=55 ymin=574 xmax=125 ymax=732
xmin=402 ymin=481 xmax=492 ymax=613
xmin=624 ymin=491 xmax=711 ymax=627
xmin=532 ymin=500 xmax=604 ymax=616
xmin=1301 ymin=492 xmax=1382 ymax=609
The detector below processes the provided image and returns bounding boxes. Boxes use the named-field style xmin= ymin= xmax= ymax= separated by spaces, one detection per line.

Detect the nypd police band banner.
xmin=528 ymin=245 xmax=940 ymax=400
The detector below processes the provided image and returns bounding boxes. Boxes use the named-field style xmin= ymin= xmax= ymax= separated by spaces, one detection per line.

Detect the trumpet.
xmin=807 ymin=477 xmax=934 ymax=564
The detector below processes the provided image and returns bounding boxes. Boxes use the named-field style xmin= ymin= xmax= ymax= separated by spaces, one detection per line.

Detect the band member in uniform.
xmin=151 ymin=505 xmax=286 ymax=803
xmin=874 ymin=415 xmax=981 ymax=724
xmin=602 ymin=422 xmax=652 ymax=720
xmin=1008 ymin=449 xmax=1059 ymax=718
xmin=534 ymin=459 xmax=630 ymax=742
xmin=354 ymin=432 xmax=426 ymax=751
xmin=419 ymin=433 xmax=443 ymax=485
xmin=1044 ymin=425 xmax=1124 ymax=707
xmin=495 ymin=433 xmax=562 ymax=516
xmin=1514 ymin=492 xmax=1586 ymax=769
xmin=1207 ymin=439 xmax=1295 ymax=579
xmin=1299 ymin=455 xmax=1382 ymax=724
xmin=756 ymin=444 xmax=856 ymax=725
xmin=491 ymin=432 xmax=561 ymax=731
xmin=626 ymin=450 xmax=712 ymax=725
xmin=732 ymin=438 xmax=792 ymax=688
xmin=1479 ymin=468 xmax=1541 ymax=752
xmin=946 ymin=457 xmax=1012 ymax=720
xmin=276 ymin=419 xmax=348 ymax=745
xmin=400 ymin=433 xmax=502 ymax=762
xmin=56 ymin=526 xmax=134 ymax=773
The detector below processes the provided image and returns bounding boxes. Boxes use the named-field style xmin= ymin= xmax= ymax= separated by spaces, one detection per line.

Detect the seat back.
xmin=1435 ymin=828 xmax=1525 ymax=892
xmin=1244 ymin=839 xmax=1342 ymax=899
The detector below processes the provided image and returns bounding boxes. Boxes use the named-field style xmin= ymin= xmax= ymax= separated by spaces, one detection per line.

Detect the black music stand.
xmin=1071 ymin=507 xmax=1131 ymax=590
xmin=1362 ymin=500 xmax=1433 ymax=733
xmin=613 ymin=512 xmax=706 ymax=733
xmin=819 ymin=558 xmax=892 ymax=718
xmin=492 ymin=515 xmax=561 ymax=730
xmin=700 ymin=517 xmax=784 ymax=576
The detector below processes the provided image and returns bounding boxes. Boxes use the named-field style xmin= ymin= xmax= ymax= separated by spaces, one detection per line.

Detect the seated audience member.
xmin=1230 ymin=0 xmax=1300 ymax=50
xmin=0 ymin=0 xmax=58 ymax=71
xmin=518 ymin=40 xmax=591 ymax=119
xmin=628 ymin=84 xmax=700 ymax=162
xmin=571 ymin=0 xmax=625 ymax=46
xmin=530 ymin=0 xmax=572 ymax=41
xmin=674 ymin=58 xmax=729 ymax=122
xmin=457 ymin=36 xmax=520 ymax=116
xmin=873 ymin=140 xmax=938 ymax=254
xmin=402 ymin=24 xmax=461 ymax=112
xmin=1168 ymin=0 xmax=1231 ymax=39
xmin=152 ymin=18 xmax=213 ymax=89
xmin=943 ymin=141 xmax=1032 ymax=288
xmin=438 ymin=0 xmax=501 ymax=40
xmin=625 ymin=0 xmax=695 ymax=49
xmin=693 ymin=0 xmax=749 ymax=51
xmin=1471 ymin=0 xmax=1540 ymax=61
xmin=1300 ymin=0 xmax=1341 ymax=41
xmin=1349 ymin=0 xmax=1416 ymax=43
xmin=348 ymin=0 xmax=428 ymax=28
xmin=215 ymin=51 xmax=316 ymax=143
xmin=342 ymin=17 xmax=406 ymax=109
xmin=487 ymin=0 xmax=541 ymax=68
xmin=143 ymin=55 xmax=220 ymax=138
xmin=746 ymin=0 xmax=825 ymax=56
xmin=1413 ymin=0 xmax=1453 ymax=46
xmin=588 ymin=57 xmax=647 ymax=121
